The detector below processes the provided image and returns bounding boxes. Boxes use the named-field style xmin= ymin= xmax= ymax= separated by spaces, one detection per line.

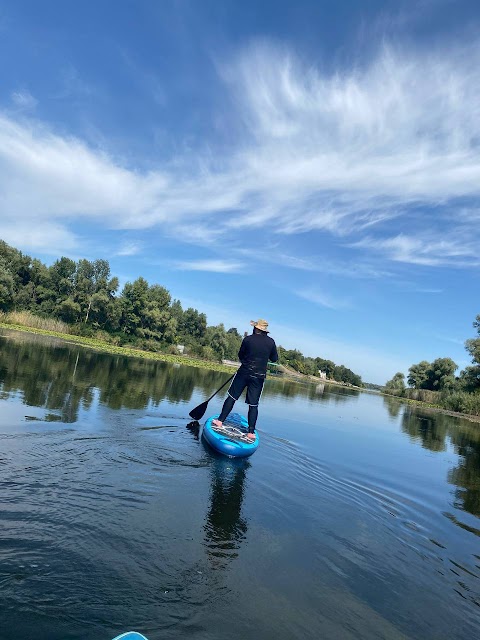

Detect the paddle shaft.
xmin=188 ymin=373 xmax=235 ymax=420
xmin=205 ymin=373 xmax=235 ymax=402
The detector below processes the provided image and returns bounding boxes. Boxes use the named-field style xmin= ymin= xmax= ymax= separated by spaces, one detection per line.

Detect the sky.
xmin=0 ymin=0 xmax=479 ymax=384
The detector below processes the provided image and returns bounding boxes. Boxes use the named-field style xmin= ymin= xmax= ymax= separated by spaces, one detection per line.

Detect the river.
xmin=0 ymin=328 xmax=479 ymax=640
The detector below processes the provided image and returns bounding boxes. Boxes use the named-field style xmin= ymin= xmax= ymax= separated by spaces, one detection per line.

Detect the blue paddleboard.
xmin=203 ymin=413 xmax=259 ymax=458
xmin=111 ymin=633 xmax=149 ymax=640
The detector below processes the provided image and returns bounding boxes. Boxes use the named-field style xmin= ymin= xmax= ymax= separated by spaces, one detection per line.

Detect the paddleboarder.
xmin=212 ymin=319 xmax=278 ymax=441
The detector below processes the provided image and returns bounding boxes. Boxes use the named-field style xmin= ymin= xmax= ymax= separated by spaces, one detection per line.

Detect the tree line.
xmin=277 ymin=347 xmax=362 ymax=386
xmin=384 ymin=322 xmax=480 ymax=415
xmin=0 ymin=240 xmax=363 ymax=385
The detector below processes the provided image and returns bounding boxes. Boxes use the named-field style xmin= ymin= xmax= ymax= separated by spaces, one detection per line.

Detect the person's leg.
xmin=215 ymin=396 xmax=235 ymax=424
xmin=245 ymin=375 xmax=265 ymax=440
xmin=212 ymin=369 xmax=247 ymax=427
xmin=247 ymin=405 xmax=258 ymax=433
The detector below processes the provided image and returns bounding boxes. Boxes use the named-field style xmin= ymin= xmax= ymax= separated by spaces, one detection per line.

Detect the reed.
xmin=0 ymin=310 xmax=70 ymax=334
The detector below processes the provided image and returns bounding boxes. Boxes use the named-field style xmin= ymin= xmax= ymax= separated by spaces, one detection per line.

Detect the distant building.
xmin=318 ymin=370 xmax=327 ymax=380
xmin=177 ymin=344 xmax=185 ymax=354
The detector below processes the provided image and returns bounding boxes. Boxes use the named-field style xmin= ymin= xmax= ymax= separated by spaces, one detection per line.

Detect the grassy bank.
xmin=0 ymin=321 xmax=233 ymax=374
xmin=381 ymin=390 xmax=480 ymax=424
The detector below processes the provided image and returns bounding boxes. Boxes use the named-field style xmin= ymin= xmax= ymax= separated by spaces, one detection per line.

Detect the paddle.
xmin=189 ymin=374 xmax=235 ymax=420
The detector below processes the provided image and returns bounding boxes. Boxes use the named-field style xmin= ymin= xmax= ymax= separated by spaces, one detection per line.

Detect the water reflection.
xmin=402 ymin=406 xmax=448 ymax=452
xmin=383 ymin=395 xmax=403 ymax=419
xmin=448 ymin=430 xmax=480 ymax=518
xmin=384 ymin=397 xmax=480 ymax=520
xmin=0 ymin=329 xmax=354 ymax=424
xmin=1 ymin=330 xmax=479 ymax=638
xmin=186 ymin=420 xmax=249 ymax=568
xmin=204 ymin=456 xmax=249 ymax=568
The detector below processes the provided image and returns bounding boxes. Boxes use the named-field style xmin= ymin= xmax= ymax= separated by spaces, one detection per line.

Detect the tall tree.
xmin=119 ymin=277 xmax=149 ymax=335
xmin=0 ymin=257 xmax=15 ymax=311
xmin=385 ymin=372 xmax=406 ymax=394
xmin=407 ymin=361 xmax=431 ymax=388
xmin=425 ymin=357 xmax=457 ymax=390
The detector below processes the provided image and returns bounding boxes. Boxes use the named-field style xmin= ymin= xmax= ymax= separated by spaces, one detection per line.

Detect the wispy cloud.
xmin=237 ymin=247 xmax=393 ymax=279
xmin=2 ymin=40 xmax=480 ymax=267
xmin=174 ymin=259 xmax=244 ymax=273
xmin=351 ymin=233 xmax=480 ymax=266
xmin=116 ymin=242 xmax=142 ymax=256
xmin=297 ymin=288 xmax=351 ymax=310
xmin=11 ymin=89 xmax=37 ymax=110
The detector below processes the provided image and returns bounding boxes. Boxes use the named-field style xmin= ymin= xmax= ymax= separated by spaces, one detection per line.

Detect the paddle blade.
xmin=189 ymin=401 xmax=208 ymax=420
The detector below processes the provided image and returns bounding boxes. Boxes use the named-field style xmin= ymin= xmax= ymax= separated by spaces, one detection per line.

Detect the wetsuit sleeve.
xmin=269 ymin=342 xmax=279 ymax=363
xmin=238 ymin=338 xmax=247 ymax=362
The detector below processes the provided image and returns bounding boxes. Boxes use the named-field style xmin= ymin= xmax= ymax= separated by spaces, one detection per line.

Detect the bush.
xmin=69 ymin=323 xmax=95 ymax=338
xmin=440 ymin=391 xmax=480 ymax=416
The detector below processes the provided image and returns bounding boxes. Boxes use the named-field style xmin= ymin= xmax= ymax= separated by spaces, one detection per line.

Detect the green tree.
xmin=119 ymin=277 xmax=150 ymax=336
xmin=141 ymin=284 xmax=175 ymax=343
xmin=315 ymin=357 xmax=336 ymax=379
xmin=385 ymin=372 xmax=406 ymax=395
xmin=49 ymin=257 xmax=76 ymax=306
xmin=425 ymin=357 xmax=457 ymax=390
xmin=57 ymin=297 xmax=82 ymax=323
xmin=457 ymin=365 xmax=480 ymax=392
xmin=178 ymin=307 xmax=207 ymax=341
xmin=0 ymin=240 xmax=32 ymax=290
xmin=333 ymin=364 xmax=362 ymax=386
xmin=73 ymin=259 xmax=115 ymax=324
xmin=224 ymin=327 xmax=242 ymax=360
xmin=0 ymin=257 xmax=15 ymax=311
xmin=465 ymin=314 xmax=480 ymax=378
xmin=407 ymin=360 xmax=430 ymax=388
xmin=204 ymin=324 xmax=229 ymax=361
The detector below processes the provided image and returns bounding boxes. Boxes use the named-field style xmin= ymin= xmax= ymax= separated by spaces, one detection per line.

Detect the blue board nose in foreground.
xmin=111 ymin=633 xmax=149 ymax=640
xmin=203 ymin=413 xmax=259 ymax=458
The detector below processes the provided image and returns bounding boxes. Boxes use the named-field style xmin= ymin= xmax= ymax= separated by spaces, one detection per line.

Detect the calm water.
xmin=0 ymin=329 xmax=479 ymax=640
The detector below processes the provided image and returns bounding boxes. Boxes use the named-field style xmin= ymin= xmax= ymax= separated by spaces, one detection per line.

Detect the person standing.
xmin=212 ymin=319 xmax=278 ymax=441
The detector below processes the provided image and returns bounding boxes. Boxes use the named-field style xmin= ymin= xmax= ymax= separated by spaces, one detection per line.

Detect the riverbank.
xmin=0 ymin=322 xmax=233 ymax=374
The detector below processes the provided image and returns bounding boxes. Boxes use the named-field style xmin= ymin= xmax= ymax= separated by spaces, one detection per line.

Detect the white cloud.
xmin=2 ymin=41 xmax=480 ymax=268
xmin=174 ymin=259 xmax=244 ymax=273
xmin=351 ymin=233 xmax=479 ymax=266
xmin=0 ymin=219 xmax=78 ymax=253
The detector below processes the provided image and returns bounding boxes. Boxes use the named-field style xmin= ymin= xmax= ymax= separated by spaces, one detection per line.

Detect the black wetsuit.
xmin=218 ymin=330 xmax=278 ymax=433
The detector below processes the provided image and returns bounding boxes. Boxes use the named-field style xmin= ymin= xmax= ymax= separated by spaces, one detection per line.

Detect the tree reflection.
xmin=186 ymin=419 xmax=249 ymax=569
xmin=382 ymin=395 xmax=403 ymax=419
xmin=0 ymin=330 xmax=356 ymax=424
xmin=401 ymin=406 xmax=448 ymax=452
xmin=448 ymin=430 xmax=480 ymax=517
xmin=397 ymin=404 xmax=480 ymax=518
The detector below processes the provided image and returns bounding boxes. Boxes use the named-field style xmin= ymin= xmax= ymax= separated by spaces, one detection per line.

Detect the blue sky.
xmin=0 ymin=0 xmax=479 ymax=384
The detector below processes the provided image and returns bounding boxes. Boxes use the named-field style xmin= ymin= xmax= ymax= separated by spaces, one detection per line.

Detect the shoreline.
xmin=1 ymin=322 xmax=479 ymax=424
xmin=0 ymin=322 xmax=233 ymax=374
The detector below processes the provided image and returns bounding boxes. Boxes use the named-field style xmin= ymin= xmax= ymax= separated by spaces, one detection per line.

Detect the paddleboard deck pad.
xmin=203 ymin=413 xmax=259 ymax=458
xmin=111 ymin=633 xmax=149 ymax=640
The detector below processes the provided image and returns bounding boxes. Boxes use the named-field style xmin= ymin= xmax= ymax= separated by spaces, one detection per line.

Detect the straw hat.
xmin=250 ymin=318 xmax=269 ymax=332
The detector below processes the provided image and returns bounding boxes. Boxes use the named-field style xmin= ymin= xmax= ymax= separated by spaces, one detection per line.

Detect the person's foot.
xmin=212 ymin=419 xmax=223 ymax=427
xmin=246 ymin=432 xmax=256 ymax=441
